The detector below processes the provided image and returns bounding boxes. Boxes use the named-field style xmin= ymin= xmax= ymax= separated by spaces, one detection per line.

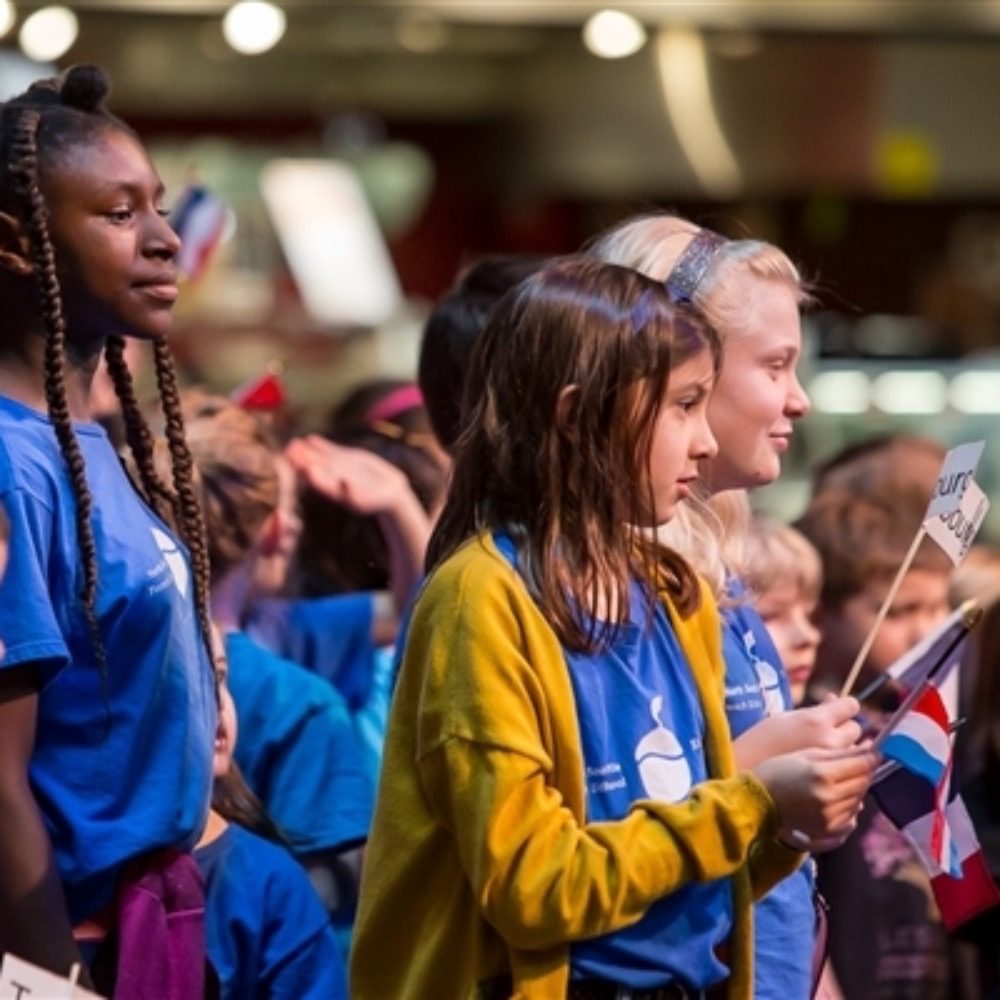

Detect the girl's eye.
xmin=105 ymin=208 xmax=133 ymax=223
xmin=157 ymin=207 xmax=171 ymax=219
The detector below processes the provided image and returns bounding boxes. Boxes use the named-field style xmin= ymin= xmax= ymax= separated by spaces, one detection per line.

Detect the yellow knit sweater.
xmin=352 ymin=535 xmax=801 ymax=999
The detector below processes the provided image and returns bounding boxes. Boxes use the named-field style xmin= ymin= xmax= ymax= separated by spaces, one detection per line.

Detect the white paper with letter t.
xmin=0 ymin=954 xmax=102 ymax=999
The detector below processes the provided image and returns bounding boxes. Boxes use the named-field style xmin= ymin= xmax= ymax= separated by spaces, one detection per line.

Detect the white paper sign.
xmin=0 ymin=955 xmax=102 ymax=999
xmin=925 ymin=478 xmax=990 ymax=565
xmin=925 ymin=440 xmax=985 ymax=519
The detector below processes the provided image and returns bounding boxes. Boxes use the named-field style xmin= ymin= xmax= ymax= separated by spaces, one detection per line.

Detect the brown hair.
xmin=427 ymin=257 xmax=719 ymax=653
xmin=0 ymin=65 xmax=214 ymax=681
xmin=796 ymin=487 xmax=950 ymax=609
xmin=170 ymin=391 xmax=281 ymax=584
xmin=589 ymin=212 xmax=810 ymax=598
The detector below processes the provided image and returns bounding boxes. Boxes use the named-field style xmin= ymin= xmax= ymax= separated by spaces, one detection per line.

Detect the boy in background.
xmin=797 ymin=486 xmax=954 ymax=999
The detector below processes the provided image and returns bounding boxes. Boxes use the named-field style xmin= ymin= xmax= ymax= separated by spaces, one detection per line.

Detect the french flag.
xmin=170 ymin=185 xmax=228 ymax=281
xmin=873 ymin=683 xmax=1000 ymax=929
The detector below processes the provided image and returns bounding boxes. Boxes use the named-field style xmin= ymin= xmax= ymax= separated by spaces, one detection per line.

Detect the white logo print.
xmin=634 ymin=696 xmax=692 ymax=803
xmin=151 ymin=527 xmax=189 ymax=599
xmin=744 ymin=630 xmax=785 ymax=716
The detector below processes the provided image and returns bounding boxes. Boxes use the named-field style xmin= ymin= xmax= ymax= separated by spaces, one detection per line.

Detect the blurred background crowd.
xmin=2 ymin=0 xmax=999 ymax=528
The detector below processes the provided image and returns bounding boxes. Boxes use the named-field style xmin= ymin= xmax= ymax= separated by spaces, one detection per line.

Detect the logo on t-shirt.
xmin=743 ymin=629 xmax=785 ymax=716
xmin=635 ymin=695 xmax=692 ymax=803
xmin=150 ymin=527 xmax=189 ymax=600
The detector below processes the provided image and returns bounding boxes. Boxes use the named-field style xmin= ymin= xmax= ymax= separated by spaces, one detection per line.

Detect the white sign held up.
xmin=925 ymin=440 xmax=985 ymax=520
xmin=0 ymin=955 xmax=102 ymax=1000
xmin=925 ymin=479 xmax=991 ymax=566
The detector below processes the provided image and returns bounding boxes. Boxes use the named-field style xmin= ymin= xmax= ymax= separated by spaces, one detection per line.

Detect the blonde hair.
xmin=589 ymin=213 xmax=809 ymax=597
xmin=744 ymin=516 xmax=822 ymax=604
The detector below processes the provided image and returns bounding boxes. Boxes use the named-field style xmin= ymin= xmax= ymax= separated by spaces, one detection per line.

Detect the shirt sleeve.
xmin=0 ymin=488 xmax=71 ymax=684
xmin=419 ymin=737 xmax=776 ymax=951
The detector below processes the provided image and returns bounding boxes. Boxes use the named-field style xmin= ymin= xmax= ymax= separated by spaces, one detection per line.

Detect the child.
xmin=744 ymin=517 xmax=823 ymax=707
xmin=797 ymin=486 xmax=954 ymax=999
xmin=0 ymin=66 xmax=215 ymax=986
xmin=351 ymin=258 xmax=876 ymax=999
xmin=592 ymin=214 xmax=860 ymax=1000
xmin=418 ymin=254 xmax=547 ymax=453
xmin=196 ymin=631 xmax=347 ymax=999
xmin=174 ymin=392 xmax=375 ymax=912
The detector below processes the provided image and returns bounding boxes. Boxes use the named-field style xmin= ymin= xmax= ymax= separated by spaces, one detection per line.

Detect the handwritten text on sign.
xmin=925 ymin=440 xmax=985 ymax=520
xmin=925 ymin=479 xmax=990 ymax=566
xmin=0 ymin=954 xmax=101 ymax=1000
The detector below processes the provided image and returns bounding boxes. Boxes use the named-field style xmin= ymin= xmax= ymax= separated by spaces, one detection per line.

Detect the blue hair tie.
xmin=664 ymin=229 xmax=727 ymax=304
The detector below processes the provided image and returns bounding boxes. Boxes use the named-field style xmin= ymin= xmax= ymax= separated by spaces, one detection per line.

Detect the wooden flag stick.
xmin=840 ymin=525 xmax=927 ymax=697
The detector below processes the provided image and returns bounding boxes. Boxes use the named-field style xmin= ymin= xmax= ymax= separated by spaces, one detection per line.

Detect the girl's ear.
xmin=0 ymin=212 xmax=33 ymax=277
xmin=554 ymin=384 xmax=580 ymax=440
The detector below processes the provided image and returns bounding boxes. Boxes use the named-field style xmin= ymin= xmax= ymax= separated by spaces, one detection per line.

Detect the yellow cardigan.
xmin=352 ymin=535 xmax=801 ymax=999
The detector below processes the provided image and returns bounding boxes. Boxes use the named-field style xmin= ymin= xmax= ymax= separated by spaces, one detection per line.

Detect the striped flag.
xmin=170 ymin=185 xmax=228 ymax=281
xmin=872 ymin=675 xmax=1000 ymax=929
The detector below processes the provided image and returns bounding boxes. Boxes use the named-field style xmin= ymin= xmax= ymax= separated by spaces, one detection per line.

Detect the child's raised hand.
xmin=733 ymin=697 xmax=862 ymax=770
xmin=285 ymin=435 xmax=411 ymax=516
xmin=751 ymin=744 xmax=878 ymax=851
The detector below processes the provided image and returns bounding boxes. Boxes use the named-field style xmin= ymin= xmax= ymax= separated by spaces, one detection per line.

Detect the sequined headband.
xmin=664 ymin=229 xmax=727 ymax=304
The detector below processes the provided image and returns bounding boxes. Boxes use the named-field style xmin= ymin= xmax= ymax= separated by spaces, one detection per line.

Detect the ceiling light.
xmin=0 ymin=1 xmax=15 ymax=41
xmin=807 ymin=371 xmax=870 ymax=414
xmin=949 ymin=371 xmax=1000 ymax=413
xmin=223 ymin=1 xmax=286 ymax=56
xmin=20 ymin=7 xmax=78 ymax=63
xmin=396 ymin=11 xmax=448 ymax=54
xmin=872 ymin=371 xmax=947 ymax=414
xmin=583 ymin=9 xmax=646 ymax=60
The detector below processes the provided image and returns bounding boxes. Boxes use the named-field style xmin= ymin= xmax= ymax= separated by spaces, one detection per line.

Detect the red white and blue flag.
xmin=873 ymin=670 xmax=1000 ymax=929
xmin=170 ymin=184 xmax=228 ymax=281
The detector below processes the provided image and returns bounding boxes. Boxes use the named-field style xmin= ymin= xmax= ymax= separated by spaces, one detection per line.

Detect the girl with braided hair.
xmin=0 ymin=66 xmax=216 ymax=987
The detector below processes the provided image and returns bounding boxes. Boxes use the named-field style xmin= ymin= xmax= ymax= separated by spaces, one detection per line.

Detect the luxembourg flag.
xmin=873 ymin=681 xmax=1000 ymax=929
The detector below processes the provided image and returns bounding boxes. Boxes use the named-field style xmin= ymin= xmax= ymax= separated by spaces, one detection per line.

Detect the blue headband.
xmin=664 ymin=229 xmax=727 ymax=304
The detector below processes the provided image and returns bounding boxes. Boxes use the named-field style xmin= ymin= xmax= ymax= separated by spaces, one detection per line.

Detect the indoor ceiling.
xmin=2 ymin=2 xmax=999 ymax=200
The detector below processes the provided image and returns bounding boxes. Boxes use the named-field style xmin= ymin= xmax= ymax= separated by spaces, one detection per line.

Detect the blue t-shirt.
xmin=723 ymin=591 xmax=815 ymax=1000
xmin=225 ymin=631 xmax=373 ymax=855
xmin=494 ymin=535 xmax=732 ymax=991
xmin=246 ymin=594 xmax=375 ymax=711
xmin=0 ymin=395 xmax=216 ymax=923
xmin=196 ymin=824 xmax=347 ymax=1000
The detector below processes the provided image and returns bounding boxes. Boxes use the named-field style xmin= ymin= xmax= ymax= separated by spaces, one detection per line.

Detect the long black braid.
xmin=1 ymin=66 xmax=215 ymax=686
xmin=103 ymin=336 xmax=175 ymax=523
xmin=151 ymin=336 xmax=215 ymax=666
xmin=5 ymin=103 xmax=108 ymax=688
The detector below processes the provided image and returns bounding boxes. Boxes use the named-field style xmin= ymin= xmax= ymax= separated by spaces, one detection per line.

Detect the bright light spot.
xmin=655 ymin=27 xmax=742 ymax=199
xmin=808 ymin=371 xmax=870 ymax=414
xmin=949 ymin=371 xmax=1000 ymax=413
xmin=396 ymin=11 xmax=448 ymax=54
xmin=223 ymin=1 xmax=286 ymax=56
xmin=583 ymin=9 xmax=647 ymax=60
xmin=0 ymin=1 xmax=16 ymax=40
xmin=19 ymin=7 xmax=78 ymax=63
xmin=872 ymin=371 xmax=947 ymax=414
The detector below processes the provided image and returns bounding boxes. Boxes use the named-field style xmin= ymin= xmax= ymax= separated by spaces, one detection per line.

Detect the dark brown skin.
xmin=0 ymin=125 xmax=179 ymax=982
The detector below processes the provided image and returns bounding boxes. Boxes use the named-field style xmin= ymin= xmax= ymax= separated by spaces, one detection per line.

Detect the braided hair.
xmin=0 ymin=65 xmax=214 ymax=677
